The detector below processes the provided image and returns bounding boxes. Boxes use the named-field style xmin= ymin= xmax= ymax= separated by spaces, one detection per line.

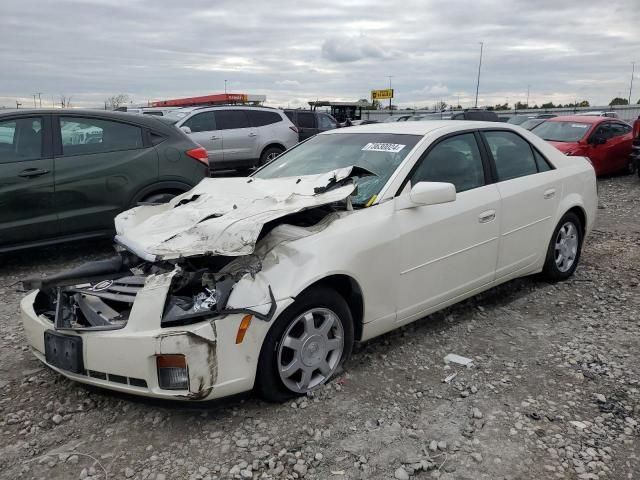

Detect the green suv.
xmin=0 ymin=109 xmax=209 ymax=252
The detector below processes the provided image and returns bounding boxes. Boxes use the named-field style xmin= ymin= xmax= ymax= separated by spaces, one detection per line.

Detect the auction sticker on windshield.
xmin=362 ymin=143 xmax=406 ymax=153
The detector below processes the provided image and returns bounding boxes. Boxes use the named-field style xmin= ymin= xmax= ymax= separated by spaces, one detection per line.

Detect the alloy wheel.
xmin=277 ymin=308 xmax=344 ymax=393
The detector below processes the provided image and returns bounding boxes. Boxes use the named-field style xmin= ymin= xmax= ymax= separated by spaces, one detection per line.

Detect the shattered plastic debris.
xmin=444 ymin=353 xmax=474 ymax=366
xmin=443 ymin=372 xmax=458 ymax=383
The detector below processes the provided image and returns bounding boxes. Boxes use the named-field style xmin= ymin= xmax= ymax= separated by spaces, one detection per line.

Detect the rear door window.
xmin=610 ymin=123 xmax=632 ymax=136
xmin=183 ymin=112 xmax=217 ymax=133
xmin=215 ymin=110 xmax=250 ymax=130
xmin=247 ymin=110 xmax=282 ymax=127
xmin=483 ymin=131 xmax=538 ymax=181
xmin=0 ymin=117 xmax=43 ymax=163
xmin=59 ymin=117 xmax=144 ymax=156
xmin=297 ymin=112 xmax=317 ymax=129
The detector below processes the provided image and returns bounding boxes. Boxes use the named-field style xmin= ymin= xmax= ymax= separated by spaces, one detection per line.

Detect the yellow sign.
xmin=371 ymin=89 xmax=394 ymax=100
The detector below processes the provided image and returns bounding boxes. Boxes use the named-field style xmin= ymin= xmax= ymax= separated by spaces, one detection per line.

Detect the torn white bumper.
xmin=20 ymin=290 xmax=291 ymax=401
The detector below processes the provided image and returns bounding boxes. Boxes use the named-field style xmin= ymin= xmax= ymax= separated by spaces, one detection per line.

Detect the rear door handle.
xmin=248 ymin=133 xmax=257 ymax=137
xmin=478 ymin=210 xmax=496 ymax=223
xmin=544 ymin=188 xmax=556 ymax=199
xmin=19 ymin=168 xmax=50 ymax=178
xmin=210 ymin=135 xmax=220 ymax=140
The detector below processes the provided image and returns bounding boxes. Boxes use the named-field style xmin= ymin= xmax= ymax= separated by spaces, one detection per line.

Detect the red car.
xmin=531 ymin=115 xmax=634 ymax=176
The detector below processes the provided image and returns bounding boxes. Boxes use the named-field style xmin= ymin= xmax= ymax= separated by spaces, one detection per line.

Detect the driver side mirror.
xmin=396 ymin=182 xmax=456 ymax=210
xmin=589 ymin=136 xmax=606 ymax=146
xmin=180 ymin=126 xmax=192 ymax=134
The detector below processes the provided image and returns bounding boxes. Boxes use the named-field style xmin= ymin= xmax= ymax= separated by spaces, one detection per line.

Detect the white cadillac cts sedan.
xmin=21 ymin=121 xmax=597 ymax=402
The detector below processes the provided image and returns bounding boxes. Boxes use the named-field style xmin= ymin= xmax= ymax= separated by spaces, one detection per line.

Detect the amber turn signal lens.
xmin=235 ymin=314 xmax=253 ymax=344
xmin=156 ymin=354 xmax=187 ymax=368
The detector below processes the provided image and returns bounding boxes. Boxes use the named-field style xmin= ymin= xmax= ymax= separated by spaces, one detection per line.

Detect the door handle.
xmin=478 ymin=210 xmax=496 ymax=223
xmin=210 ymin=135 xmax=220 ymax=140
xmin=248 ymin=133 xmax=257 ymax=137
xmin=19 ymin=168 xmax=50 ymax=178
xmin=543 ymin=188 xmax=556 ymax=199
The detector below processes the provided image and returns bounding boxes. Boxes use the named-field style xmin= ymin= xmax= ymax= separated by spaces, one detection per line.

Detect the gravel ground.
xmin=0 ymin=175 xmax=638 ymax=480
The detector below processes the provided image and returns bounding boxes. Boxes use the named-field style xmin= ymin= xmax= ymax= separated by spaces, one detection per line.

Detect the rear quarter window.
xmin=247 ymin=110 xmax=283 ymax=127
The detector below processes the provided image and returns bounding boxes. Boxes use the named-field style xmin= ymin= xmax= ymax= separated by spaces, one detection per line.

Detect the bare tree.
xmin=60 ymin=95 xmax=72 ymax=108
xmin=433 ymin=101 xmax=448 ymax=112
xmin=105 ymin=94 xmax=131 ymax=110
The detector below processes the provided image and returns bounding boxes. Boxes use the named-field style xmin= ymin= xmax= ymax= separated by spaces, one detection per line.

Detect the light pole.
xmin=526 ymin=85 xmax=530 ymax=108
xmin=32 ymin=94 xmax=37 ymax=108
xmin=224 ymin=80 xmax=228 ymax=94
xmin=474 ymin=41 xmax=483 ymax=108
xmin=386 ymin=75 xmax=393 ymax=113
xmin=629 ymin=62 xmax=635 ymax=105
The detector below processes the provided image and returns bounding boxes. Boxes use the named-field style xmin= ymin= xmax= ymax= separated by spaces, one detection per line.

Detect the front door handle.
xmin=478 ymin=210 xmax=496 ymax=223
xmin=210 ymin=135 xmax=220 ymax=140
xmin=544 ymin=188 xmax=556 ymax=199
xmin=19 ymin=168 xmax=50 ymax=178
xmin=248 ymin=133 xmax=257 ymax=137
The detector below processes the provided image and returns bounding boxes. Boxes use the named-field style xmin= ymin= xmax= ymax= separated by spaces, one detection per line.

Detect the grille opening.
xmin=87 ymin=370 xmax=107 ymax=380
xmin=108 ymin=374 xmax=127 ymax=384
xmin=129 ymin=378 xmax=148 ymax=388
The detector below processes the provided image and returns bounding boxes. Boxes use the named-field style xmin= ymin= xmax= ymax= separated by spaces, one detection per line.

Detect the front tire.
xmin=256 ymin=286 xmax=354 ymax=402
xmin=542 ymin=212 xmax=583 ymax=281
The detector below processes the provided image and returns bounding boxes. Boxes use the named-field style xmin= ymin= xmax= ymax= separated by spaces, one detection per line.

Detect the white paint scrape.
xmin=114 ymin=168 xmax=357 ymax=260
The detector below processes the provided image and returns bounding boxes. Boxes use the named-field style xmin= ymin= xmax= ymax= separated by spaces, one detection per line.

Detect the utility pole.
xmin=386 ymin=75 xmax=393 ymax=114
xmin=33 ymin=94 xmax=37 ymax=108
xmin=474 ymin=41 xmax=483 ymax=108
xmin=36 ymin=92 xmax=42 ymax=107
xmin=526 ymin=85 xmax=530 ymax=108
xmin=224 ymin=79 xmax=228 ymax=94
xmin=629 ymin=62 xmax=635 ymax=105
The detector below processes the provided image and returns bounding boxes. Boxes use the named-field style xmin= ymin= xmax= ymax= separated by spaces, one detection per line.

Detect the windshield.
xmin=507 ymin=116 xmax=531 ymax=125
xmin=531 ymin=121 xmax=590 ymax=142
xmin=253 ymin=133 xmax=421 ymax=207
xmin=162 ymin=109 xmax=194 ymax=123
xmin=520 ymin=119 xmax=545 ymax=130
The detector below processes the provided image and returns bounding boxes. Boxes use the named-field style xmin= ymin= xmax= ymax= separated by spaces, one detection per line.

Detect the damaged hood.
xmin=115 ymin=167 xmax=358 ymax=260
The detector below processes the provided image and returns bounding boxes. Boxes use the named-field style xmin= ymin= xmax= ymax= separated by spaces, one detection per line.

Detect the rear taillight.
xmin=186 ymin=147 xmax=209 ymax=167
xmin=289 ymin=126 xmax=299 ymax=133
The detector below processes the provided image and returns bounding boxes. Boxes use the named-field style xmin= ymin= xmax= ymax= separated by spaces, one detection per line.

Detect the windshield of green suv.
xmin=531 ymin=121 xmax=590 ymax=142
xmin=253 ymin=133 xmax=421 ymax=207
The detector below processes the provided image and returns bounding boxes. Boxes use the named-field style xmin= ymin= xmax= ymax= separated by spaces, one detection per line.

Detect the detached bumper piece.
xmin=55 ymin=276 xmax=145 ymax=331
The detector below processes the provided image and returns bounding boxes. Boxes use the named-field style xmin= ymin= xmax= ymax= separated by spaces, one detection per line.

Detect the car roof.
xmin=322 ymin=120 xmax=513 ymax=136
xmin=546 ymin=115 xmax=607 ymax=124
xmin=0 ymin=108 xmax=181 ymax=132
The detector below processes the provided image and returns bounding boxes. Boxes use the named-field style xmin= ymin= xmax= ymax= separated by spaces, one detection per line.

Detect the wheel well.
xmin=303 ymin=275 xmax=364 ymax=342
xmin=566 ymin=206 xmax=587 ymax=234
xmin=140 ymin=188 xmax=185 ymax=202
xmin=261 ymin=143 xmax=286 ymax=158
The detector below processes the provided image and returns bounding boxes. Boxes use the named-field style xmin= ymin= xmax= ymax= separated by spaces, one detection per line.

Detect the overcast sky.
xmin=1 ymin=0 xmax=638 ymax=110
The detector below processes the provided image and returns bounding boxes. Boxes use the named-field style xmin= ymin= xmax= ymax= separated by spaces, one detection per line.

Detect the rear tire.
xmin=259 ymin=146 xmax=284 ymax=166
xmin=542 ymin=212 xmax=583 ymax=281
xmin=256 ymin=286 xmax=354 ymax=402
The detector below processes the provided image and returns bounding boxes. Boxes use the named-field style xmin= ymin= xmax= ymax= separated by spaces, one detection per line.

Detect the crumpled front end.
xmin=21 ymin=262 xmax=290 ymax=401
xmin=20 ymin=168 xmax=358 ymax=400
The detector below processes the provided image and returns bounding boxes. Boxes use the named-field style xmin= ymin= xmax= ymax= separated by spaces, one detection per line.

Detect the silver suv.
xmin=164 ymin=106 xmax=299 ymax=171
